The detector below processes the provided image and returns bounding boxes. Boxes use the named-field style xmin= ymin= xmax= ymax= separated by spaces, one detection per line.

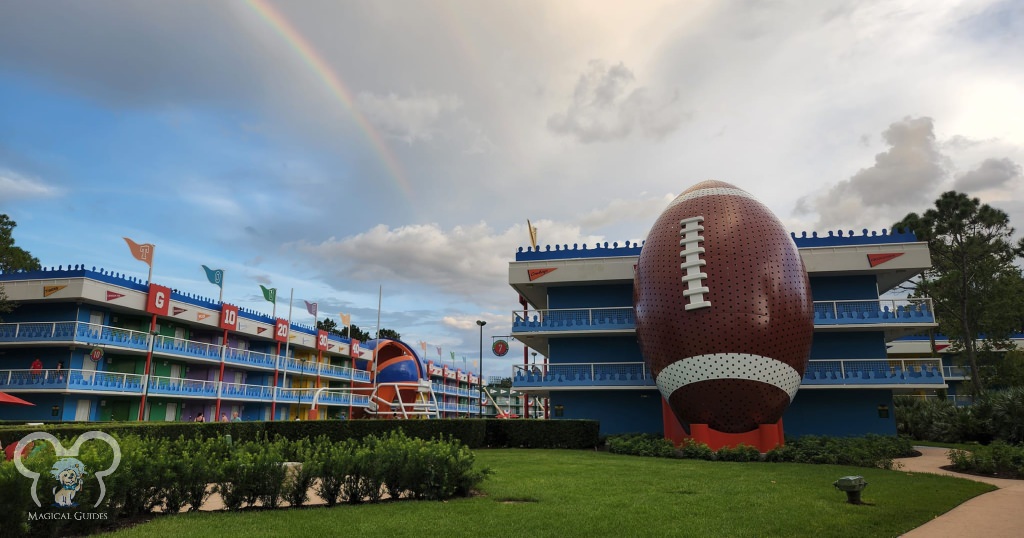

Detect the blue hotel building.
xmin=508 ymin=229 xmax=945 ymax=437
xmin=0 ymin=266 xmax=481 ymax=422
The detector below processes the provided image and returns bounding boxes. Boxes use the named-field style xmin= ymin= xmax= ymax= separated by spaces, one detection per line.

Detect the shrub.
xmin=678 ymin=440 xmax=715 ymax=460
xmin=715 ymin=444 xmax=761 ymax=462
xmin=607 ymin=433 xmax=675 ymax=457
xmin=947 ymin=441 xmax=1024 ymax=478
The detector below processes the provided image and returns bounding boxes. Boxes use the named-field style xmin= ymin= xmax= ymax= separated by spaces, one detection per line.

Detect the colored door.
xmin=75 ymin=399 xmax=91 ymax=421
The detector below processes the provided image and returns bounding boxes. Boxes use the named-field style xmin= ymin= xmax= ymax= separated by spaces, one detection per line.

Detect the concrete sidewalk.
xmin=897 ymin=446 xmax=1024 ymax=537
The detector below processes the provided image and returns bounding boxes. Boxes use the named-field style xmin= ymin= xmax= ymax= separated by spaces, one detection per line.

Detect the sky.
xmin=1 ymin=0 xmax=1022 ymax=378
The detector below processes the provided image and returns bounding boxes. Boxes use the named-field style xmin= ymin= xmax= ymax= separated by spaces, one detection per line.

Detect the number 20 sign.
xmin=274 ymin=319 xmax=289 ymax=343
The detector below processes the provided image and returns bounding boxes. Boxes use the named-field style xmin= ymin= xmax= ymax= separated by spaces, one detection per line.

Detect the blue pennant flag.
xmin=201 ymin=265 xmax=224 ymax=288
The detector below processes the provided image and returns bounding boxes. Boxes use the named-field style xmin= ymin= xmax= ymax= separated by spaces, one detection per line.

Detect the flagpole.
xmin=281 ymin=288 xmax=294 ymax=420
xmin=375 ymin=285 xmax=382 ymax=340
xmin=219 ymin=270 xmax=224 ymax=304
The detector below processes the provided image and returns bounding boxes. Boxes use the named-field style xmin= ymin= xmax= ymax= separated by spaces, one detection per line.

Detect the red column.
xmin=214 ymin=328 xmax=227 ymax=420
xmin=271 ymin=341 xmax=281 ymax=421
xmin=137 ymin=314 xmax=158 ymax=421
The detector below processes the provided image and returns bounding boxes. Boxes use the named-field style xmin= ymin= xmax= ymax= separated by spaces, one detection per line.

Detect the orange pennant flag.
xmin=123 ymin=237 xmax=155 ymax=267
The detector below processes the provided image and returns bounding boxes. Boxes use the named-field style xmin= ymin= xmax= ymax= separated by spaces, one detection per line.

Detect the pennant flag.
xmin=197 ymin=312 xmax=210 ymax=321
xmin=527 ymin=219 xmax=538 ymax=249
xmin=123 ymin=237 xmax=155 ymax=267
xmin=419 ymin=341 xmax=427 ymax=354
xmin=304 ymin=300 xmax=318 ymax=317
xmin=201 ymin=265 xmax=224 ymax=288
xmin=105 ymin=291 xmax=125 ymax=301
xmin=436 ymin=346 xmax=442 ymax=357
xmin=450 ymin=351 xmax=456 ymax=361
xmin=528 ymin=268 xmax=557 ymax=281
xmin=257 ymin=327 xmax=267 ymax=334
xmin=339 ymin=313 xmax=351 ymax=327
xmin=43 ymin=285 xmax=67 ymax=297
xmin=260 ymin=285 xmax=277 ymax=303
xmin=867 ymin=252 xmax=904 ymax=267
xmin=172 ymin=306 xmax=187 ymax=316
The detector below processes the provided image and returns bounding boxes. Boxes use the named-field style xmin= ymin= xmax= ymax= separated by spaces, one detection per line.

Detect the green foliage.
xmin=715 ymin=444 xmax=761 ymax=462
xmin=484 ymin=419 xmax=599 ymax=449
xmin=895 ymin=390 xmax=1024 ymax=445
xmin=894 ymin=192 xmax=1024 ymax=394
xmin=607 ymin=433 xmax=676 ymax=457
xmin=0 ymin=214 xmax=41 ymax=322
xmin=678 ymin=439 xmax=715 ymax=460
xmin=0 ymin=429 xmax=490 ymax=535
xmin=948 ymin=441 xmax=1024 ymax=478
xmin=377 ymin=327 xmax=401 ymax=340
xmin=765 ymin=435 xmax=914 ymax=470
xmin=0 ymin=419 xmax=599 ymax=451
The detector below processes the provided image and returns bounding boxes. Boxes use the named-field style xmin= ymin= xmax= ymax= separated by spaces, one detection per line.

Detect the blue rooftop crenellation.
xmin=515 ymin=240 xmax=645 ymax=261
xmin=791 ymin=228 xmax=917 ymax=247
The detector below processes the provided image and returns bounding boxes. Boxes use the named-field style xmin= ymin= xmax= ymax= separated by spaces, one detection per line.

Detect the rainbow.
xmin=243 ymin=0 xmax=412 ymax=196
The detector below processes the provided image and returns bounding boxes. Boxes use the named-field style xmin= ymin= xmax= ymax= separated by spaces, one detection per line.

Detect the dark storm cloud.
xmin=795 ymin=117 xmax=948 ymax=227
xmin=953 ymin=157 xmax=1023 ymax=192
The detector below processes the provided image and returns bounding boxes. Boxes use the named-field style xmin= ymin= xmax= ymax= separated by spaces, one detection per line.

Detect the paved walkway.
xmin=897 ymin=446 xmax=1024 ymax=537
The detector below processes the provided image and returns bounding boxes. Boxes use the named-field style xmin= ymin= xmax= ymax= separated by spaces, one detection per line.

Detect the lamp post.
xmin=476 ymin=319 xmax=486 ymax=417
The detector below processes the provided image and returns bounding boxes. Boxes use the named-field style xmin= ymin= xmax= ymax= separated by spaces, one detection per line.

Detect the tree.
xmin=317 ymin=317 xmax=341 ymax=336
xmin=0 ymin=215 xmax=41 ymax=321
xmin=345 ymin=324 xmax=372 ymax=342
xmin=895 ymin=191 xmax=1024 ymax=394
xmin=377 ymin=328 xmax=401 ymax=340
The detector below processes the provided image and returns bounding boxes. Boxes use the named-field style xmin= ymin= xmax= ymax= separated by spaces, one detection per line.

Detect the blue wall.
xmin=810 ymin=332 xmax=888 ymax=359
xmin=809 ymin=275 xmax=878 ymax=301
xmin=549 ymin=336 xmax=644 ymax=363
xmin=548 ymin=284 xmax=633 ymax=309
xmin=550 ymin=389 xmax=663 ymax=435
xmin=784 ymin=389 xmax=895 ymax=437
xmin=3 ymin=303 xmax=80 ymax=322
xmin=0 ymin=393 xmax=70 ymax=421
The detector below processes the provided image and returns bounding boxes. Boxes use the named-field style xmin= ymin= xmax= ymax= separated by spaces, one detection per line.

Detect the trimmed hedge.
xmin=948 ymin=441 xmax=1024 ymax=478
xmin=0 ymin=419 xmax=600 ymax=452
xmin=605 ymin=433 xmax=914 ymax=469
xmin=0 ymin=430 xmax=490 ymax=537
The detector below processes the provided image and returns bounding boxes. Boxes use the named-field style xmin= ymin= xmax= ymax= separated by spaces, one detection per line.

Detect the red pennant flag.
xmin=257 ymin=327 xmax=267 ymax=334
xmin=173 ymin=306 xmax=187 ymax=316
xmin=867 ymin=253 xmax=904 ymax=267
xmin=106 ymin=291 xmax=125 ymax=301
xmin=528 ymin=268 xmax=558 ymax=281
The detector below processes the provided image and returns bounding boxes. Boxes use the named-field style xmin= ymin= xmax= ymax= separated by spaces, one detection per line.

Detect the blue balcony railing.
xmin=813 ymin=298 xmax=934 ymax=325
xmin=147 ymin=375 xmax=219 ymax=397
xmin=0 ymin=368 xmax=145 ymax=394
xmin=512 ymin=307 xmax=635 ymax=333
xmin=512 ymin=358 xmax=947 ymax=389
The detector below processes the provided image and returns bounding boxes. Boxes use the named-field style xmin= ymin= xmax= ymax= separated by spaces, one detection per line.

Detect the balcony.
xmin=802 ymin=358 xmax=945 ymax=388
xmin=147 ymin=376 xmax=219 ymax=398
xmin=152 ymin=334 xmax=222 ymax=362
xmin=512 ymin=307 xmax=635 ymax=334
xmin=224 ymin=348 xmax=278 ymax=370
xmin=511 ymin=358 xmax=947 ymax=391
xmin=0 ymin=368 xmax=144 ymax=394
xmin=0 ymin=321 xmax=150 ymax=352
xmin=813 ymin=298 xmax=935 ymax=327
xmin=277 ymin=387 xmax=369 ymax=406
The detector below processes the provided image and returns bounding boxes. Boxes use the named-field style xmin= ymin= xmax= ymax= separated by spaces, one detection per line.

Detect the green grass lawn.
xmin=102 ymin=449 xmax=994 ymax=538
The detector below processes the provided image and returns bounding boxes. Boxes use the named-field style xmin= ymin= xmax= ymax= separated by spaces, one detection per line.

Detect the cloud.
xmin=0 ymin=170 xmax=60 ymax=200
xmin=953 ymin=157 xmax=1022 ymax=192
xmin=356 ymin=91 xmax=462 ymax=144
xmin=795 ymin=117 xmax=949 ymax=228
xmin=547 ymin=60 xmax=687 ymax=143
xmin=575 ymin=193 xmax=676 ymax=229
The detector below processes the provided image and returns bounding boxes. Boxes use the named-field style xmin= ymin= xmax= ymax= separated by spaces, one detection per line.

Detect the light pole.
xmin=531 ymin=351 xmax=538 ymax=418
xmin=476 ymin=319 xmax=486 ymax=417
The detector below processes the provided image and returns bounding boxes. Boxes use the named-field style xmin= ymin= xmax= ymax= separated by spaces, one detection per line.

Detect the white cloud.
xmin=547 ymin=60 xmax=687 ymax=143
xmin=0 ymin=170 xmax=59 ymax=200
xmin=356 ymin=91 xmax=462 ymax=144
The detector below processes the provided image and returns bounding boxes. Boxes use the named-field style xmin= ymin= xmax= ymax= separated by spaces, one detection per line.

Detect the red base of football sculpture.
xmin=661 ymin=399 xmax=784 ymax=452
